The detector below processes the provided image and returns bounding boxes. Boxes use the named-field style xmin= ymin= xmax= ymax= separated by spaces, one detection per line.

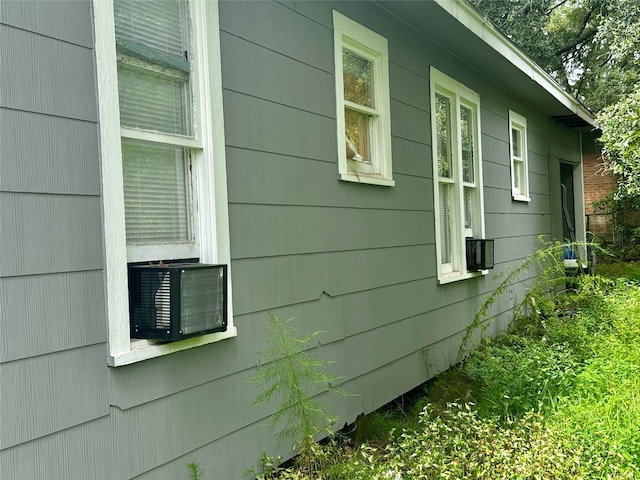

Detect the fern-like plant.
xmin=250 ymin=314 xmax=349 ymax=467
xmin=187 ymin=461 xmax=202 ymax=480
xmin=457 ymin=238 xmax=600 ymax=362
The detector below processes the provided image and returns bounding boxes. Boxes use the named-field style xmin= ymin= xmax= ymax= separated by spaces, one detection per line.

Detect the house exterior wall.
xmin=0 ymin=0 xmax=113 ymax=477
xmin=0 ymin=1 xmax=584 ymax=479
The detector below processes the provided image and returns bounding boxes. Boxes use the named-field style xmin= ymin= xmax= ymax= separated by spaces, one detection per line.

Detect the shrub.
xmin=248 ymin=314 xmax=350 ymax=477
xmin=332 ymin=404 xmax=637 ymax=479
xmin=463 ymin=338 xmax=577 ymax=418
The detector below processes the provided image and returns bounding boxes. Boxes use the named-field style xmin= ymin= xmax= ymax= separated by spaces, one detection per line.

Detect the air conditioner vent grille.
xmin=129 ymin=263 xmax=227 ymax=341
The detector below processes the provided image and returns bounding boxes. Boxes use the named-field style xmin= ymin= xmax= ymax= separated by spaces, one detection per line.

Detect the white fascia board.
xmin=434 ymin=0 xmax=596 ymax=127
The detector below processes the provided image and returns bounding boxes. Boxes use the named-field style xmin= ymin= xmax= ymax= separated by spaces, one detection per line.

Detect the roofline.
xmin=434 ymin=0 xmax=596 ymax=128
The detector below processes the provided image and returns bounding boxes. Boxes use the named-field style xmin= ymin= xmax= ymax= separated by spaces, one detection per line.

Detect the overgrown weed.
xmin=251 ymin=254 xmax=640 ymax=478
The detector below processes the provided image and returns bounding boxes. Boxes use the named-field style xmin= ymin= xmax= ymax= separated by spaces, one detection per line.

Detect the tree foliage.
xmin=469 ymin=0 xmax=640 ymax=113
xmin=597 ymin=85 xmax=640 ymax=199
xmin=471 ymin=0 xmax=640 ymax=200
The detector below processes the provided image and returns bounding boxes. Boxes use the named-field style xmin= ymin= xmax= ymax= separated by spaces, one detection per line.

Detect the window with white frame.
xmin=333 ymin=11 xmax=394 ymax=187
xmin=509 ymin=110 xmax=530 ymax=201
xmin=430 ymin=68 xmax=486 ymax=283
xmin=94 ymin=0 xmax=235 ymax=366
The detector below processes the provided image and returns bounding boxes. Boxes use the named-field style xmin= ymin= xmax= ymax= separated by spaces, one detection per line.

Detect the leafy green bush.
xmin=326 ymin=404 xmax=637 ymax=479
xmin=597 ymin=84 xmax=640 ymax=200
xmin=464 ymin=338 xmax=577 ymax=418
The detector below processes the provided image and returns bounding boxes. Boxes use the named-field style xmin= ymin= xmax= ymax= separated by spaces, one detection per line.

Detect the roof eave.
xmin=433 ymin=0 xmax=596 ymax=129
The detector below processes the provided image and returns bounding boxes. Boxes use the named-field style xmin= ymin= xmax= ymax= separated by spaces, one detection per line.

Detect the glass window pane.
xmin=513 ymin=159 xmax=522 ymax=190
xmin=435 ymin=94 xmax=453 ymax=178
xmin=343 ymin=49 xmax=374 ymax=108
xmin=464 ymin=186 xmax=473 ymax=230
xmin=345 ymin=107 xmax=370 ymax=163
xmin=122 ymin=139 xmax=191 ymax=244
xmin=439 ymin=184 xmax=452 ymax=265
xmin=118 ymin=61 xmax=189 ymax=134
xmin=460 ymin=105 xmax=474 ymax=183
xmin=512 ymin=127 xmax=521 ymax=158
xmin=114 ymin=0 xmax=187 ymax=60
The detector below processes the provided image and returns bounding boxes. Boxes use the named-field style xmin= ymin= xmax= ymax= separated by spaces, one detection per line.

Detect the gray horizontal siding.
xmin=486 ymin=212 xmax=552 ymax=239
xmin=391 ymin=99 xmax=430 ymax=144
xmin=389 ymin=61 xmax=430 ymax=109
xmin=0 ymin=4 xmax=109 ymax=479
xmin=0 ymin=344 xmax=109 ymax=449
xmin=225 ymin=147 xmax=431 ymax=208
xmin=0 ymin=109 xmax=100 ymax=195
xmin=110 ymin=368 xmax=260 ymax=480
xmin=0 ymin=416 xmax=112 ymax=480
xmin=232 ymin=245 xmax=435 ymax=314
xmin=0 ymin=193 xmax=103 ymax=277
xmin=220 ymin=1 xmax=334 ymax=71
xmin=0 ymin=0 xmax=93 ymax=47
xmin=392 ymin=136 xmax=433 ymax=178
xmin=229 ymin=205 xmax=432 ymax=259
xmin=223 ymin=89 xmax=337 ymax=161
xmin=0 ymin=271 xmax=106 ymax=362
xmin=232 ymin=254 xmax=324 ymax=315
xmin=0 ymin=25 xmax=96 ymax=121
xmin=220 ymin=31 xmax=335 ymax=118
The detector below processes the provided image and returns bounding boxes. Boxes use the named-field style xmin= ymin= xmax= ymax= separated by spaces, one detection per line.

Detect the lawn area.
xmin=597 ymin=260 xmax=640 ymax=280
xmin=255 ymin=263 xmax=640 ymax=479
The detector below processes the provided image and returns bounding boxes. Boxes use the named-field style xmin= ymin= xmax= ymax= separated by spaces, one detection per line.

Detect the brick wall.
xmin=583 ymin=153 xmax=617 ymax=214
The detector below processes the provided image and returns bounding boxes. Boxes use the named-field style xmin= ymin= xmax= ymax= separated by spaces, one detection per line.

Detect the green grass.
xmin=596 ymin=259 xmax=640 ymax=280
xmin=254 ymin=274 xmax=640 ymax=479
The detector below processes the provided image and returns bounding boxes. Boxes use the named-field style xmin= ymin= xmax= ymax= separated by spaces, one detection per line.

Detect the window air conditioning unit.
xmin=129 ymin=263 xmax=227 ymax=342
xmin=466 ymin=238 xmax=495 ymax=271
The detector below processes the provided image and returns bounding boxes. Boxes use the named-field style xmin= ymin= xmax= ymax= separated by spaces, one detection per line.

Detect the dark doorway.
xmin=560 ymin=163 xmax=576 ymax=242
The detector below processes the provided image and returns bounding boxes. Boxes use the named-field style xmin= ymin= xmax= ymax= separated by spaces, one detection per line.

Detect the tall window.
xmin=509 ymin=110 xmax=530 ymax=201
xmin=115 ymin=0 xmax=199 ymax=262
xmin=430 ymin=68 xmax=485 ymax=282
xmin=94 ymin=0 xmax=235 ymax=366
xmin=333 ymin=11 xmax=393 ymax=187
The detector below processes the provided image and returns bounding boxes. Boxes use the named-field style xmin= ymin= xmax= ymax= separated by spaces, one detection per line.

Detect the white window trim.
xmin=509 ymin=110 xmax=531 ymax=202
xmin=430 ymin=68 xmax=487 ymax=284
xmin=333 ymin=11 xmax=394 ymax=187
xmin=93 ymin=0 xmax=236 ymax=367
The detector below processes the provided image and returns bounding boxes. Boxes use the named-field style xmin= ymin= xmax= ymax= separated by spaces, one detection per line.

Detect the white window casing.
xmin=509 ymin=110 xmax=530 ymax=202
xmin=430 ymin=67 xmax=486 ymax=283
xmin=93 ymin=0 xmax=236 ymax=366
xmin=333 ymin=11 xmax=394 ymax=187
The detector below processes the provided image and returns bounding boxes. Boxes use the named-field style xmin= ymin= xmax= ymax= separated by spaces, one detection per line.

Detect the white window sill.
xmin=512 ymin=194 xmax=531 ymax=202
xmin=339 ymin=171 xmax=395 ymax=187
xmin=107 ymin=326 xmax=237 ymax=367
xmin=437 ymin=270 xmax=488 ymax=285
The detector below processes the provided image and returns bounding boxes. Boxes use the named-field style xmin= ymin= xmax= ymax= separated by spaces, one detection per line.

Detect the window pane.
xmin=114 ymin=0 xmax=187 ymax=60
xmin=343 ymin=49 xmax=374 ymax=108
xmin=464 ymin=186 xmax=473 ymax=230
xmin=118 ymin=61 xmax=189 ymax=134
xmin=512 ymin=127 xmax=521 ymax=158
xmin=513 ymin=159 xmax=522 ymax=190
xmin=345 ymin=107 xmax=370 ymax=163
xmin=122 ymin=139 xmax=191 ymax=244
xmin=435 ymin=94 xmax=453 ymax=178
xmin=439 ymin=184 xmax=452 ymax=265
xmin=460 ymin=105 xmax=474 ymax=183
